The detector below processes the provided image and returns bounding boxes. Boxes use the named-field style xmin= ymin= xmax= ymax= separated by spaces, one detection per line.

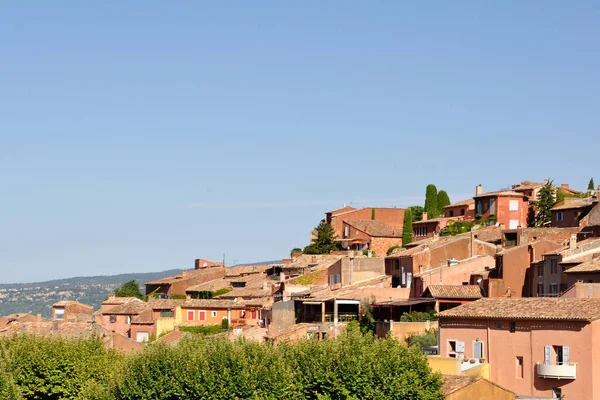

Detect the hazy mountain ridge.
xmin=0 ymin=269 xmax=181 ymax=318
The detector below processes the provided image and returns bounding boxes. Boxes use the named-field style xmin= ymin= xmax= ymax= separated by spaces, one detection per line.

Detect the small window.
xmin=187 ymin=310 xmax=194 ymax=321
xmin=198 ymin=311 xmax=206 ymax=321
xmin=489 ymin=198 xmax=496 ymax=215
xmin=159 ymin=310 xmax=174 ymax=318
xmin=538 ymin=265 xmax=544 ymax=277
xmin=516 ymin=357 xmax=524 ymax=378
xmin=109 ymin=314 xmax=117 ymax=323
xmin=509 ymin=200 xmax=519 ymax=211
xmin=54 ymin=308 xmax=65 ymax=321
xmin=126 ymin=316 xmax=131 ymax=324
xmin=509 ymin=219 xmax=519 ymax=229
xmin=551 ymin=259 xmax=558 ymax=274
xmin=460 ymin=208 xmax=465 ymax=216
xmin=449 ymin=210 xmax=454 ymax=217
xmin=211 ymin=311 xmax=217 ymax=318
xmin=550 ymin=283 xmax=558 ymax=296
xmin=496 ymin=323 xmax=503 ymax=329
xmin=510 ymin=322 xmax=516 ymax=333
xmin=538 ymin=283 xmax=544 ymax=296
xmin=556 ymin=212 xmax=564 ymax=222
xmin=552 ymin=388 xmax=562 ymax=399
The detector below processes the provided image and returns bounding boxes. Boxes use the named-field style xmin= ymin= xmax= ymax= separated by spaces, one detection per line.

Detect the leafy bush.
xmin=386 ymin=245 xmax=402 ymax=256
xmin=399 ymin=310 xmax=437 ymax=322
xmin=406 ymin=330 xmax=438 ymax=349
xmin=170 ymin=294 xmax=187 ymax=300
xmin=179 ymin=325 xmax=223 ymax=336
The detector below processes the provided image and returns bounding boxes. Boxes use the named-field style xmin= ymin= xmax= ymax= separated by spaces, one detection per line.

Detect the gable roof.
xmin=564 ymin=257 xmax=600 ymax=274
xmin=327 ymin=206 xmax=357 ymax=216
xmin=345 ymin=220 xmax=401 ymax=237
xmin=145 ymin=267 xmax=223 ymax=285
xmin=442 ymin=375 xmax=515 ymax=398
xmin=438 ymin=298 xmax=600 ymax=321
xmin=413 ymin=216 xmax=458 ymax=226
xmin=511 ymin=181 xmax=544 ymax=191
xmin=473 ymin=190 xmax=526 ymax=199
xmin=181 ymin=299 xmax=244 ymax=309
xmin=102 ymin=297 xmax=140 ymax=306
xmin=102 ymin=300 xmax=151 ymax=315
xmin=444 ymin=199 xmax=475 ymax=208
xmin=551 ymin=197 xmax=596 ymax=211
xmin=423 ymin=285 xmax=482 ymax=299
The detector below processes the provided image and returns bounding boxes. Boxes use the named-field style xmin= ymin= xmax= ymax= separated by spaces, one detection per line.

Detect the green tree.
xmin=290 ymin=248 xmax=302 ymax=257
xmin=534 ymin=179 xmax=556 ymax=227
xmin=436 ymin=190 xmax=451 ymax=216
xmin=303 ymin=221 xmax=340 ymax=254
xmin=113 ymin=280 xmax=144 ymax=300
xmin=402 ymin=208 xmax=413 ymax=246
xmin=409 ymin=205 xmax=424 ymax=222
xmin=359 ymin=297 xmax=376 ymax=335
xmin=589 ymin=178 xmax=595 ymax=193
xmin=424 ymin=184 xmax=438 ymax=218
xmin=371 ymin=207 xmax=376 ymax=220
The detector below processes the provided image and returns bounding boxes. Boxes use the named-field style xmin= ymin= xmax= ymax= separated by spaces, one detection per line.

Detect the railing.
xmin=324 ymin=313 xmax=358 ymax=323
xmin=536 ymin=362 xmax=577 ymax=379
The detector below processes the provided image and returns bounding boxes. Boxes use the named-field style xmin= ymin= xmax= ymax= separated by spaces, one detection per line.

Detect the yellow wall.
xmin=427 ymin=357 xmax=489 ymax=379
xmin=445 ymin=380 xmax=515 ymax=400
xmin=156 ymin=317 xmax=175 ymax=337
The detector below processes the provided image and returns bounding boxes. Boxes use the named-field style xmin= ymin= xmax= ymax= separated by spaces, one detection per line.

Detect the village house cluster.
xmin=3 ymin=180 xmax=600 ymax=398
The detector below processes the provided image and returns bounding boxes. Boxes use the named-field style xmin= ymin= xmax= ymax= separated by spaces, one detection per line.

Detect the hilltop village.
xmin=4 ymin=179 xmax=600 ymax=399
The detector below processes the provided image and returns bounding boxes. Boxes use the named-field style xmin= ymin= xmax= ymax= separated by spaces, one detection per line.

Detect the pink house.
xmin=438 ymin=298 xmax=600 ymax=399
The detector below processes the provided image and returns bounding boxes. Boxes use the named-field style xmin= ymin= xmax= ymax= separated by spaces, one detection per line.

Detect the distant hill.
xmin=0 ymin=269 xmax=181 ymax=318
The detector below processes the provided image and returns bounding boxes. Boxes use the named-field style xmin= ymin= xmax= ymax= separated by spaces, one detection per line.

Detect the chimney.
xmin=422 ymin=212 xmax=428 ymax=221
xmin=476 ymin=184 xmax=483 ymax=196
xmin=570 ymin=234 xmax=577 ymax=250
xmin=561 ymin=184 xmax=569 ymax=190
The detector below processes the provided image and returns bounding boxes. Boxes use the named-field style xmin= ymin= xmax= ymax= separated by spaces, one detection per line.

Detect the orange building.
xmin=438 ymin=298 xmax=600 ymax=399
xmin=178 ymin=299 xmax=246 ymax=326
xmin=325 ymin=206 xmax=406 ymax=240
xmin=473 ymin=185 xmax=529 ymax=229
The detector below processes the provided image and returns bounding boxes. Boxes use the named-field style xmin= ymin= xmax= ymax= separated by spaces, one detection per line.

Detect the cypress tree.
xmin=437 ymin=190 xmax=451 ymax=216
xmin=402 ymin=209 xmax=413 ymax=246
xmin=588 ymin=178 xmax=595 ymax=193
xmin=534 ymin=180 xmax=556 ymax=227
xmin=424 ymin=184 xmax=438 ymax=218
xmin=371 ymin=208 xmax=376 ymax=220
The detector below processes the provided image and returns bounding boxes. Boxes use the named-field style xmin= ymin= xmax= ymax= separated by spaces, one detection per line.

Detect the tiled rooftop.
xmin=345 ymin=220 xmax=402 ymax=237
xmin=102 ymin=300 xmax=151 ymax=315
xmin=564 ymin=257 xmax=600 ymax=273
xmin=423 ymin=285 xmax=482 ymax=299
xmin=473 ymin=190 xmax=526 ymax=199
xmin=551 ymin=197 xmax=596 ymax=211
xmin=438 ymin=298 xmax=600 ymax=321
xmin=444 ymin=199 xmax=475 ymax=208
xmin=182 ymin=299 xmax=244 ymax=309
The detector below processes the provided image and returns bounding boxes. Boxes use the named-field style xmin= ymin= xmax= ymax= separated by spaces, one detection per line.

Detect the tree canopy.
xmin=408 ymin=205 xmax=424 ymax=222
xmin=534 ymin=179 xmax=556 ymax=227
xmin=589 ymin=178 xmax=595 ymax=193
xmin=424 ymin=184 xmax=438 ymax=219
xmin=303 ymin=221 xmax=341 ymax=254
xmin=436 ymin=190 xmax=451 ymax=216
xmin=113 ymin=280 xmax=144 ymax=300
xmin=402 ymin=208 xmax=413 ymax=246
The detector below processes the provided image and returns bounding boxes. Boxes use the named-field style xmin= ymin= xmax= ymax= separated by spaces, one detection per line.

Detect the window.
xmin=509 ymin=200 xmax=519 ymax=211
xmin=126 ymin=316 xmax=131 ymax=324
xmin=198 ymin=311 xmax=206 ymax=321
xmin=476 ymin=200 xmax=482 ymax=215
xmin=251 ymin=310 xmax=257 ymax=319
xmin=496 ymin=323 xmax=503 ymax=329
xmin=556 ymin=212 xmax=564 ymax=222
xmin=551 ymin=258 xmax=558 ymax=274
xmin=560 ymin=283 xmax=568 ymax=293
xmin=211 ymin=311 xmax=217 ymax=318
xmin=516 ymin=357 xmax=524 ymax=378
xmin=460 ymin=208 xmax=465 ymax=216
xmin=449 ymin=210 xmax=454 ymax=217
xmin=344 ymin=226 xmax=349 ymax=238
xmin=187 ymin=310 xmax=194 ymax=321
xmin=473 ymin=341 xmax=483 ymax=359
xmin=538 ymin=265 xmax=544 ymax=277
xmin=54 ymin=308 xmax=65 ymax=321
xmin=448 ymin=340 xmax=465 ymax=358
xmin=490 ymin=198 xmax=496 ymax=215
xmin=509 ymin=219 xmax=519 ymax=229
xmin=136 ymin=332 xmax=149 ymax=343
xmin=109 ymin=314 xmax=117 ymax=323
xmin=159 ymin=310 xmax=174 ymax=318
xmin=552 ymin=388 xmax=562 ymax=399
xmin=550 ymin=283 xmax=558 ymax=296
xmin=545 ymin=345 xmax=569 ymax=366
xmin=510 ymin=322 xmax=516 ymax=333
xmin=537 ymin=283 xmax=544 ymax=296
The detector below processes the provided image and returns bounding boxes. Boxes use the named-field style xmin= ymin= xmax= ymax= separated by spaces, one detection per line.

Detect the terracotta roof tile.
xmin=474 ymin=190 xmax=526 ymax=199
xmin=102 ymin=300 xmax=151 ymax=315
xmin=345 ymin=220 xmax=402 ymax=237
xmin=217 ymin=287 xmax=272 ymax=299
xmin=101 ymin=297 xmax=140 ymax=305
xmin=444 ymin=199 xmax=475 ymax=208
xmin=423 ymin=285 xmax=482 ymax=299
xmin=442 ymin=375 xmax=482 ymax=396
xmin=551 ymin=197 xmax=596 ymax=211
xmin=186 ymin=278 xmax=232 ymax=292
xmin=438 ymin=298 xmax=600 ymax=321
xmin=564 ymin=257 xmax=600 ymax=273
xmin=145 ymin=267 xmax=224 ymax=285
xmin=147 ymin=299 xmax=186 ymax=310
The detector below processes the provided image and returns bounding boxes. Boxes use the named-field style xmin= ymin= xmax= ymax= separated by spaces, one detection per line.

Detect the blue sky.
xmin=1 ymin=2 xmax=599 ymax=283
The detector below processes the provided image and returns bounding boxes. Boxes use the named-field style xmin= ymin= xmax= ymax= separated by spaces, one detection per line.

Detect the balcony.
xmin=536 ymin=362 xmax=577 ymax=379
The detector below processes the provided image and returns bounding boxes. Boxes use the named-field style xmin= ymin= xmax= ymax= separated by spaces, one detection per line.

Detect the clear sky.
xmin=1 ymin=2 xmax=599 ymax=283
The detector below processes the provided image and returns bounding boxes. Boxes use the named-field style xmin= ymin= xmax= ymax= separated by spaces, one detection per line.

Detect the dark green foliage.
xmin=179 ymin=325 xmax=223 ymax=336
xmin=371 ymin=208 xmax=376 ymax=220
xmin=221 ymin=318 xmax=229 ymax=330
xmin=436 ymin=190 xmax=450 ymax=216
xmin=408 ymin=205 xmax=424 ymax=222
xmin=290 ymin=248 xmax=302 ymax=257
xmin=424 ymin=184 xmax=438 ymax=219
xmin=170 ymin=294 xmax=186 ymax=300
xmin=359 ymin=297 xmax=376 ymax=335
xmin=588 ymin=178 xmax=595 ymax=192
xmin=406 ymin=330 xmax=438 ymax=349
xmin=400 ymin=310 xmax=437 ymax=322
xmin=303 ymin=221 xmax=341 ymax=254
xmin=439 ymin=221 xmax=473 ymax=236
xmin=386 ymin=245 xmax=402 ymax=256
xmin=113 ymin=280 xmax=144 ymax=300
xmin=402 ymin=209 xmax=413 ymax=246
xmin=0 ymin=333 xmax=443 ymax=400
xmin=534 ymin=179 xmax=556 ymax=227
xmin=361 ymin=249 xmax=375 ymax=257
xmin=191 ymin=287 xmax=232 ymax=300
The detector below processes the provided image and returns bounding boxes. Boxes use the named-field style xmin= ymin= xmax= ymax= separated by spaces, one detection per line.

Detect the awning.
xmin=303 ymin=301 xmax=324 ymax=305
xmin=335 ymin=300 xmax=360 ymax=305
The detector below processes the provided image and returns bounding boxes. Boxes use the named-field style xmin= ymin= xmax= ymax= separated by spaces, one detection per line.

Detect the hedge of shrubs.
xmin=0 ymin=322 xmax=443 ymax=400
